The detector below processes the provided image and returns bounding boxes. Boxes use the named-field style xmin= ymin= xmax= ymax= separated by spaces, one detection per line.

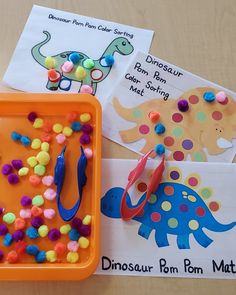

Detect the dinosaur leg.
xmin=46 ymin=70 xmax=62 ymax=91
xmin=192 ymin=228 xmax=213 ymax=248
xmin=177 ymin=234 xmax=190 ymax=249
xmin=91 ymin=82 xmax=97 ymax=95
xmin=155 ymin=231 xmax=169 ymax=247
xmin=119 ymin=125 xmax=140 ymax=143
xmin=140 ymin=140 xmax=157 ymax=155
xmin=138 ymin=224 xmax=153 ymax=240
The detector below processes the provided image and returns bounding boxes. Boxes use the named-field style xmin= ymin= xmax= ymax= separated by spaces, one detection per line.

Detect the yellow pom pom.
xmin=80 ymin=113 xmax=91 ymax=123
xmin=67 ymin=252 xmax=79 ymax=263
xmin=18 ymin=167 xmax=29 ymax=176
xmin=38 ymin=225 xmax=49 ymax=237
xmin=45 ymin=56 xmax=56 ymax=69
xmin=33 ymin=118 xmax=44 ymax=129
xmin=53 ymin=123 xmax=63 ymax=133
xmin=60 ymin=224 xmax=71 ymax=234
xmin=82 ymin=215 xmax=92 ymax=225
xmin=63 ymin=126 xmax=73 ymax=137
xmin=27 ymin=156 xmax=38 ymax=167
xmin=36 ymin=151 xmax=50 ymax=165
xmin=75 ymin=66 xmax=86 ymax=80
xmin=31 ymin=138 xmax=42 ymax=149
xmin=46 ymin=250 xmax=57 ymax=262
xmin=78 ymin=237 xmax=90 ymax=249
xmin=41 ymin=142 xmax=50 ymax=152
xmin=34 ymin=164 xmax=46 ymax=176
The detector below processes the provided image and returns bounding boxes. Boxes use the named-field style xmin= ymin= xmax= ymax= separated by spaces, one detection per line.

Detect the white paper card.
xmin=3 ymin=6 xmax=154 ymax=106
xmin=103 ymin=51 xmax=236 ymax=162
xmin=96 ymin=159 xmax=236 ymax=279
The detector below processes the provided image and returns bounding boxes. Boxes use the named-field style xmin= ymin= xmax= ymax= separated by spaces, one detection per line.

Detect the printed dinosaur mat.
xmin=103 ymin=51 xmax=236 ymax=162
xmin=3 ymin=5 xmax=153 ymax=106
xmin=96 ymin=159 xmax=236 ymax=279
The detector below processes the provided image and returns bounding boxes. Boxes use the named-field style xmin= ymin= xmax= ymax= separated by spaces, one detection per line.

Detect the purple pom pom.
xmin=81 ymin=124 xmax=93 ymax=134
xmin=27 ymin=112 xmax=38 ymax=122
xmin=0 ymin=250 xmax=4 ymax=261
xmin=31 ymin=217 xmax=44 ymax=229
xmin=12 ymin=230 xmax=25 ymax=242
xmin=80 ymin=133 xmax=91 ymax=145
xmin=78 ymin=224 xmax=91 ymax=237
xmin=8 ymin=173 xmax=19 ymax=185
xmin=21 ymin=196 xmax=32 ymax=207
xmin=0 ymin=208 xmax=5 ymax=215
xmin=48 ymin=228 xmax=61 ymax=241
xmin=71 ymin=217 xmax=82 ymax=230
xmin=1 ymin=164 xmax=12 ymax=175
xmin=177 ymin=99 xmax=189 ymax=112
xmin=0 ymin=224 xmax=8 ymax=236
xmin=11 ymin=160 xmax=23 ymax=170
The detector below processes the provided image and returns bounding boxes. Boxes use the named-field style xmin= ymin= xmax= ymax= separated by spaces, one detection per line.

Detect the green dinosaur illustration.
xmin=31 ymin=31 xmax=134 ymax=93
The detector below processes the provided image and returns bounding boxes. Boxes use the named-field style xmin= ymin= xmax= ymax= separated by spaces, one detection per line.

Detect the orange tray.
xmin=0 ymin=93 xmax=101 ymax=280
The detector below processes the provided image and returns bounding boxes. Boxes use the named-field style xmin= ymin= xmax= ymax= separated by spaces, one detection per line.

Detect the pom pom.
xmin=6 ymin=250 xmax=18 ymax=263
xmin=177 ymin=99 xmax=189 ymax=112
xmin=12 ymin=230 xmax=25 ymax=242
xmin=46 ymin=250 xmax=57 ymax=262
xmin=82 ymin=215 xmax=92 ymax=225
xmin=53 ymin=123 xmax=63 ymax=133
xmin=48 ymin=69 xmax=61 ymax=82
xmin=27 ymin=156 xmax=38 ymax=167
xmin=14 ymin=218 xmax=26 ymax=230
xmin=148 ymin=111 xmax=160 ymax=123
xmin=35 ymin=251 xmax=46 ymax=263
xmin=83 ymin=58 xmax=95 ymax=69
xmin=20 ymin=209 xmax=31 ymax=219
xmin=20 ymin=196 xmax=32 ymax=206
xmin=105 ymin=55 xmax=115 ymax=66
xmin=60 ymin=224 xmax=71 ymax=235
xmin=31 ymin=206 xmax=43 ymax=217
xmin=31 ymin=217 xmax=44 ymax=229
xmin=41 ymin=132 xmax=52 ymax=143
xmin=80 ymin=133 xmax=91 ymax=145
xmin=26 ymin=244 xmax=39 ymax=256
xmin=8 ymin=173 xmax=20 ymax=184
xmin=3 ymin=212 xmax=16 ymax=224
xmin=44 ymin=188 xmax=56 ymax=201
xmin=78 ymin=236 xmax=90 ymax=249
xmin=0 ymin=250 xmax=4 ymax=261
xmin=80 ymin=85 xmax=93 ymax=94
xmin=41 ymin=142 xmax=50 ymax=152
xmin=42 ymin=120 xmax=52 ymax=133
xmin=155 ymin=144 xmax=165 ymax=156
xmin=80 ymin=113 xmax=91 ymax=123
xmin=78 ymin=224 xmax=91 ymax=237
xmin=48 ymin=228 xmax=61 ymax=241
xmin=216 ymin=91 xmax=227 ymax=103
xmin=81 ymin=124 xmax=93 ymax=134
xmin=36 ymin=151 xmax=50 ymax=166
xmin=62 ymin=126 xmax=73 ymax=137
xmin=34 ymin=164 xmax=46 ymax=176
xmin=67 ymin=241 xmax=79 ymax=252
xmin=21 ymin=136 xmax=31 ymax=146
xmin=42 ymin=175 xmax=54 ymax=186
xmin=54 ymin=242 xmax=66 ymax=256
xmin=18 ymin=167 xmax=29 ymax=176
xmin=3 ymin=233 xmax=13 ymax=246
xmin=1 ymin=164 xmax=12 ymax=175
xmin=29 ymin=174 xmax=41 ymax=186
xmin=154 ymin=123 xmax=166 ymax=135
xmin=38 ymin=225 xmax=49 ymax=238
xmin=67 ymin=252 xmax=79 ymax=263
xmin=44 ymin=209 xmax=56 ymax=219
xmin=26 ymin=226 xmax=39 ymax=239
xmin=31 ymin=138 xmax=42 ymax=149
xmin=203 ymin=91 xmax=215 ymax=102
xmin=56 ymin=133 xmax=66 ymax=144
xmin=69 ymin=228 xmax=80 ymax=241
xmin=71 ymin=121 xmax=81 ymax=132
xmin=75 ymin=66 xmax=86 ymax=80
xmin=15 ymin=240 xmax=27 ymax=255
xmin=84 ymin=148 xmax=93 ymax=159
xmin=0 ymin=223 xmax=8 ymax=235
xmin=45 ymin=56 xmax=56 ymax=69
xmin=71 ymin=217 xmax=82 ymax=230
xmin=0 ymin=208 xmax=5 ymax=215
xmin=61 ymin=61 xmax=74 ymax=73
xmin=27 ymin=112 xmax=37 ymax=122
xmin=32 ymin=195 xmax=44 ymax=206
xmin=11 ymin=131 xmax=21 ymax=141
xmin=69 ymin=52 xmax=81 ymax=64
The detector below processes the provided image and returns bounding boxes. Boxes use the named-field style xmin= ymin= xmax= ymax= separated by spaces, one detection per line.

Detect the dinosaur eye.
xmin=60 ymin=54 xmax=67 ymax=58
xmin=122 ymin=41 xmax=126 ymax=46
xmin=216 ymin=128 xmax=218 ymax=131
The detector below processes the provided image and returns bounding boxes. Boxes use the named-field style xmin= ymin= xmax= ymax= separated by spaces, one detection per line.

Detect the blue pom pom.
xmin=155 ymin=144 xmax=165 ymax=156
xmin=203 ymin=92 xmax=215 ymax=102
xmin=69 ymin=228 xmax=80 ymax=241
xmin=21 ymin=136 xmax=31 ymax=146
xmin=26 ymin=227 xmax=39 ymax=239
xmin=154 ymin=123 xmax=166 ymax=135
xmin=105 ymin=55 xmax=115 ymax=66
xmin=35 ymin=251 xmax=46 ymax=263
xmin=3 ymin=233 xmax=13 ymax=246
xmin=71 ymin=121 xmax=81 ymax=132
xmin=26 ymin=244 xmax=39 ymax=256
xmin=11 ymin=131 xmax=21 ymax=141
xmin=69 ymin=52 xmax=81 ymax=64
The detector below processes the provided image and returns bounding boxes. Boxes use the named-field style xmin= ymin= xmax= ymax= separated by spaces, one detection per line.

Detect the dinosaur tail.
xmin=206 ymin=216 xmax=236 ymax=232
xmin=112 ymin=97 xmax=136 ymax=122
xmin=31 ymin=31 xmax=51 ymax=68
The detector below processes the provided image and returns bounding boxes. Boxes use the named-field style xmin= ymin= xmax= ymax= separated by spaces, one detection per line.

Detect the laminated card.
xmin=103 ymin=51 xmax=236 ymax=162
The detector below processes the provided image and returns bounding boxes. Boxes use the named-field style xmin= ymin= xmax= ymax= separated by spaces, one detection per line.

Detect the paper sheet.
xmin=3 ymin=5 xmax=154 ymax=106
xmin=96 ymin=159 xmax=236 ymax=279
xmin=103 ymin=51 xmax=236 ymax=162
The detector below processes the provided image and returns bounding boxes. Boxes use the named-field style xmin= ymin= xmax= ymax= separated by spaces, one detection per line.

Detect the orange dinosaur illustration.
xmin=112 ymin=87 xmax=236 ymax=161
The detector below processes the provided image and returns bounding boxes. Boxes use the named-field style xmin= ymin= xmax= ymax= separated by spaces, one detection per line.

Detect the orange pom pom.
xmin=31 ymin=206 xmax=43 ymax=217
xmin=42 ymin=120 xmax=53 ymax=133
xmin=66 ymin=112 xmax=78 ymax=123
xmin=14 ymin=217 xmax=26 ymax=230
xmin=6 ymin=250 xmax=18 ymax=263
xmin=54 ymin=242 xmax=66 ymax=256
xmin=29 ymin=174 xmax=41 ymax=186
xmin=41 ymin=133 xmax=52 ymax=143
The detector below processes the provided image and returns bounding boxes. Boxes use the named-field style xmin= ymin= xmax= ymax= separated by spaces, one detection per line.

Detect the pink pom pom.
xmin=20 ymin=209 xmax=31 ymax=219
xmin=80 ymin=85 xmax=93 ymax=94
xmin=42 ymin=175 xmax=54 ymax=187
xmin=44 ymin=188 xmax=56 ymax=201
xmin=67 ymin=241 xmax=79 ymax=252
xmin=44 ymin=209 xmax=56 ymax=219
xmin=216 ymin=91 xmax=227 ymax=103
xmin=56 ymin=133 xmax=66 ymax=144
xmin=84 ymin=148 xmax=93 ymax=159
xmin=61 ymin=61 xmax=74 ymax=73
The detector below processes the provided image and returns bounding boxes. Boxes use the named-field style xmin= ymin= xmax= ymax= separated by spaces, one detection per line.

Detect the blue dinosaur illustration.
xmin=101 ymin=183 xmax=236 ymax=249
